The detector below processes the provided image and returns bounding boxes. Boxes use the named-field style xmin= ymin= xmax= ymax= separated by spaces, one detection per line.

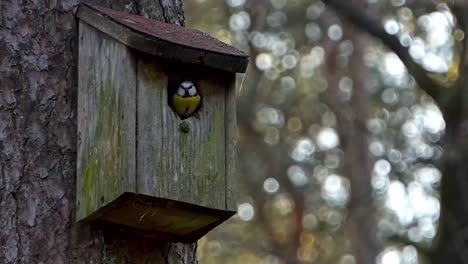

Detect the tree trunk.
xmin=429 ymin=5 xmax=468 ymax=262
xmin=430 ymin=34 xmax=468 ymax=263
xmin=345 ymin=24 xmax=378 ymax=264
xmin=430 ymin=132 xmax=468 ymax=263
xmin=323 ymin=5 xmax=377 ymax=262
xmin=0 ymin=0 xmax=197 ymax=263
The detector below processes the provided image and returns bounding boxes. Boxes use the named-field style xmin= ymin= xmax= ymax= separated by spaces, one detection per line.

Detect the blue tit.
xmin=171 ymin=81 xmax=201 ymax=119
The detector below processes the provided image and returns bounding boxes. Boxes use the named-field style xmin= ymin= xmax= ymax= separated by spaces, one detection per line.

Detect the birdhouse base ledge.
xmin=78 ymin=192 xmax=235 ymax=243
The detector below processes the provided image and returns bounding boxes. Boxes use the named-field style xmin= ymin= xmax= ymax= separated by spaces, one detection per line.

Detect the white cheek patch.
xmin=177 ymin=87 xmax=185 ymax=97
xmin=188 ymin=87 xmax=197 ymax=96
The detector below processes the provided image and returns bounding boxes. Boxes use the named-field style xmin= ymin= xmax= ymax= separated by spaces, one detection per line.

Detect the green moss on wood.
xmin=81 ymin=59 xmax=129 ymax=218
xmin=84 ymin=154 xmax=98 ymax=215
xmin=197 ymin=108 xmax=225 ymax=201
xmin=95 ymin=69 xmax=126 ymax=199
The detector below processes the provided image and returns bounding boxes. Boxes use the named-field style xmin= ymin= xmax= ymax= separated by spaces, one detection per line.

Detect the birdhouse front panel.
xmin=136 ymin=58 xmax=233 ymax=211
xmin=76 ymin=2 xmax=248 ymax=242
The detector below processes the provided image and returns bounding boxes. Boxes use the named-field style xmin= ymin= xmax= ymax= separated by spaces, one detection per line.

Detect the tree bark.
xmin=0 ymin=0 xmax=197 ymax=263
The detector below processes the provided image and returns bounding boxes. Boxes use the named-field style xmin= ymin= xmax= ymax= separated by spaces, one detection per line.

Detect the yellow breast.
xmin=172 ymin=95 xmax=201 ymax=118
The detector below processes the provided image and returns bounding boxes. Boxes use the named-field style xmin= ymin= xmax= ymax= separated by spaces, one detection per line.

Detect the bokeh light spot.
xmin=264 ymin=177 xmax=280 ymax=193
xmin=322 ymin=174 xmax=349 ymax=206
xmin=380 ymin=248 xmax=401 ymax=264
xmin=317 ymin=128 xmax=339 ymax=150
xmin=238 ymin=203 xmax=255 ymax=221
xmin=229 ymin=11 xmax=251 ymax=31
xmin=287 ymin=165 xmax=308 ymax=186
xmin=226 ymin=0 xmax=246 ymax=8
xmin=327 ymin=24 xmax=343 ymax=41
xmin=255 ymin=53 xmax=273 ymax=71
xmin=384 ymin=19 xmax=399 ymax=35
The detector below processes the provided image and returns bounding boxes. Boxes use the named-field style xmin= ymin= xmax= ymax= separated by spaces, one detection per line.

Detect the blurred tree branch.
xmin=321 ymin=0 xmax=444 ymax=106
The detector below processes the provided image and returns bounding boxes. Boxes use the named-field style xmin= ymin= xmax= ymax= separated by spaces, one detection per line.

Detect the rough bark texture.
xmin=0 ymin=0 xmax=199 ymax=263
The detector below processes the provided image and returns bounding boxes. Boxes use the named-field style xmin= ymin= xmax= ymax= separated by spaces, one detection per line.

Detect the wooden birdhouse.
xmin=76 ymin=2 xmax=248 ymax=242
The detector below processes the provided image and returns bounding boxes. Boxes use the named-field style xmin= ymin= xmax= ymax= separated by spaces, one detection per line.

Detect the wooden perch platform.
xmin=77 ymin=2 xmax=249 ymax=73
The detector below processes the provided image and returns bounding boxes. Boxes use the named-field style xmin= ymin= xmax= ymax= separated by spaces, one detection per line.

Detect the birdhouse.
xmin=76 ymin=2 xmax=248 ymax=242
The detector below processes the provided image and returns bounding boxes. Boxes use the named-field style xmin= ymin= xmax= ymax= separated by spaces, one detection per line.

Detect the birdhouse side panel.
xmin=225 ymin=75 xmax=237 ymax=212
xmin=77 ymin=22 xmax=136 ymax=221
xmin=137 ymin=59 xmax=227 ymax=211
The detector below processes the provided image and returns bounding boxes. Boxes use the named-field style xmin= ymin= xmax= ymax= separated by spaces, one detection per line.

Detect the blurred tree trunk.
xmin=431 ymin=5 xmax=468 ymax=260
xmin=0 ymin=0 xmax=197 ymax=263
xmin=345 ymin=24 xmax=378 ymax=264
xmin=323 ymin=2 xmax=377 ymax=261
xmin=431 ymin=122 xmax=468 ymax=263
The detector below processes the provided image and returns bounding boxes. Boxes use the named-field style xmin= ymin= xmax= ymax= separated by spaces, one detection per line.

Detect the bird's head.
xmin=177 ymin=81 xmax=198 ymax=97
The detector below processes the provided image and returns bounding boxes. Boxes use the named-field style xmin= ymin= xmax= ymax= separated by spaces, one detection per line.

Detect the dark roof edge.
xmin=81 ymin=2 xmax=248 ymax=59
xmin=77 ymin=3 xmax=249 ymax=73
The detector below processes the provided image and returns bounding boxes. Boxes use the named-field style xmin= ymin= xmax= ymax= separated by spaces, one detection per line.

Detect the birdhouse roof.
xmin=77 ymin=2 xmax=249 ymax=73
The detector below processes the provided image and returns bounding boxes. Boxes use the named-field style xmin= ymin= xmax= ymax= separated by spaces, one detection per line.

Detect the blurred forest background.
xmin=183 ymin=0 xmax=468 ymax=263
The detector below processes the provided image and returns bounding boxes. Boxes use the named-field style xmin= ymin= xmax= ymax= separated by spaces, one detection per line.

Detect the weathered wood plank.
xmin=77 ymin=22 xmax=136 ymax=221
xmin=225 ymin=75 xmax=238 ymax=211
xmin=137 ymin=58 xmax=227 ymax=210
xmin=77 ymin=4 xmax=249 ymax=73
xmin=136 ymin=61 xmax=166 ymax=199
